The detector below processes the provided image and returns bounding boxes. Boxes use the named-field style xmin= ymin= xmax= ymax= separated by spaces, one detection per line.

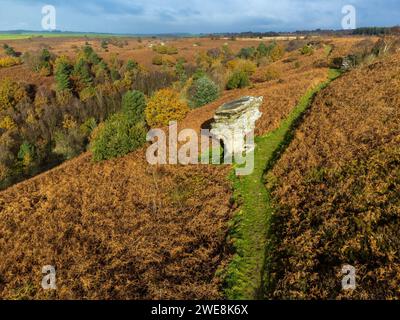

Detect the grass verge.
xmin=224 ymin=69 xmax=342 ymax=299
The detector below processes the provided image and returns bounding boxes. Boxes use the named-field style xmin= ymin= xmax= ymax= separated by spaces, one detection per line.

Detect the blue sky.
xmin=0 ymin=0 xmax=398 ymax=34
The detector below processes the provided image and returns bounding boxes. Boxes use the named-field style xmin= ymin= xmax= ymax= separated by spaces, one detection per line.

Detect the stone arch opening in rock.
xmin=200 ymin=118 xmax=215 ymax=132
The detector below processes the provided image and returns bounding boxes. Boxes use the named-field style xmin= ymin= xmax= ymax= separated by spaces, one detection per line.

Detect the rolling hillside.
xmin=2 ymin=37 xmax=397 ymax=300
xmin=265 ymin=52 xmax=400 ymax=299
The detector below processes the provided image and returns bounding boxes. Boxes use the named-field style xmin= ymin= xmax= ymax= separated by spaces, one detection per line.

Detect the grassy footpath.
xmin=224 ymin=69 xmax=341 ymax=300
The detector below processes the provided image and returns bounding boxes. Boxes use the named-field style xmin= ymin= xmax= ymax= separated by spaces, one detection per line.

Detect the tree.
xmin=189 ymin=76 xmax=219 ymax=108
xmin=257 ymin=43 xmax=268 ymax=57
xmin=268 ymin=43 xmax=285 ymax=61
xmin=17 ymin=141 xmax=35 ymax=167
xmin=122 ymin=90 xmax=146 ymax=124
xmin=82 ymin=45 xmax=101 ymax=65
xmin=73 ymin=58 xmax=93 ymax=88
xmin=38 ymin=49 xmax=53 ymax=75
xmin=90 ymin=113 xmax=147 ymax=161
xmin=0 ymin=115 xmax=16 ymax=130
xmin=94 ymin=60 xmax=110 ymax=82
xmin=145 ymin=88 xmax=189 ymax=127
xmin=54 ymin=56 xmax=73 ymax=92
xmin=0 ymin=78 xmax=28 ymax=110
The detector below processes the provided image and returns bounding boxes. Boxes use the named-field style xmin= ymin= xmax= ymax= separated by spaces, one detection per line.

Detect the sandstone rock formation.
xmin=210 ymin=96 xmax=263 ymax=157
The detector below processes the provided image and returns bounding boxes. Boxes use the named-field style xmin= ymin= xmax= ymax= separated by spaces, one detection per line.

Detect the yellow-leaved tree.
xmin=0 ymin=78 xmax=27 ymax=111
xmin=145 ymin=88 xmax=189 ymax=128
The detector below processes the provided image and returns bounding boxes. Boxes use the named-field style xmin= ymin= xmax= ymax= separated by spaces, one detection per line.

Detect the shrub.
xmin=209 ymin=62 xmax=228 ymax=90
xmin=238 ymin=47 xmax=256 ymax=60
xmin=101 ymin=39 xmax=108 ymax=50
xmin=175 ymin=58 xmax=187 ymax=82
xmin=152 ymin=55 xmax=163 ymax=65
xmin=257 ymin=43 xmax=269 ymax=57
xmin=167 ymin=46 xmax=178 ymax=55
xmin=227 ymin=59 xmax=257 ymax=75
xmin=192 ymin=69 xmax=207 ymax=81
xmin=153 ymin=45 xmax=178 ymax=55
xmin=262 ymin=67 xmax=280 ymax=82
xmin=3 ymin=44 xmax=17 ymax=57
xmin=153 ymin=45 xmax=168 ymax=54
xmin=22 ymin=49 xmax=53 ymax=74
xmin=189 ymin=76 xmax=219 ymax=108
xmin=286 ymin=39 xmax=307 ymax=52
xmin=207 ymin=48 xmax=222 ymax=59
xmin=90 ymin=113 xmax=147 ymax=161
xmin=0 ymin=56 xmax=22 ymax=68
xmin=163 ymin=55 xmax=176 ymax=67
xmin=300 ymin=45 xmax=314 ymax=55
xmin=110 ymin=68 xmax=121 ymax=81
xmin=226 ymin=71 xmax=250 ymax=90
xmin=145 ymin=88 xmax=189 ymax=127
xmin=196 ymin=51 xmax=213 ymax=70
xmin=126 ymin=59 xmax=138 ymax=71
xmin=122 ymin=90 xmax=146 ymax=123
xmin=323 ymin=44 xmax=333 ymax=56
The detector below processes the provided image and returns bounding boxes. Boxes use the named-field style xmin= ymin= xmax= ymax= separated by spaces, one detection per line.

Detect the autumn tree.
xmin=0 ymin=78 xmax=27 ymax=110
xmin=145 ymin=88 xmax=189 ymax=127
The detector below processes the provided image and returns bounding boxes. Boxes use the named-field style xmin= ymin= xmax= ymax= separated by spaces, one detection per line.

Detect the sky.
xmin=0 ymin=0 xmax=398 ymax=34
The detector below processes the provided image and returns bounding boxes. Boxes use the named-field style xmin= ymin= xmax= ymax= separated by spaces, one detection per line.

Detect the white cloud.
xmin=0 ymin=0 xmax=398 ymax=33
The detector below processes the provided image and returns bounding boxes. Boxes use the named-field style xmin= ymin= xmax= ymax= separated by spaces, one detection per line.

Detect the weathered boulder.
xmin=210 ymin=96 xmax=263 ymax=156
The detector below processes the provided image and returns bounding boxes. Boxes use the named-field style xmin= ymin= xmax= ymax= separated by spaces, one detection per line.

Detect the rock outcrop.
xmin=210 ymin=96 xmax=263 ymax=156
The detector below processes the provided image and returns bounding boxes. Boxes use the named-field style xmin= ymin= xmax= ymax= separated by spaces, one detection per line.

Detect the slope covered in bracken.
xmin=0 ymin=40 xmax=352 ymax=299
xmin=266 ymin=52 xmax=400 ymax=299
xmin=0 ymin=150 xmax=233 ymax=299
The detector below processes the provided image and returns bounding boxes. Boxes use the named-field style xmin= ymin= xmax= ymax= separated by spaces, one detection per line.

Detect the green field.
xmin=0 ymin=33 xmax=130 ymax=40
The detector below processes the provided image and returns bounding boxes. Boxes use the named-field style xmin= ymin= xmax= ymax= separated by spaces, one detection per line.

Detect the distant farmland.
xmin=0 ymin=33 xmax=130 ymax=40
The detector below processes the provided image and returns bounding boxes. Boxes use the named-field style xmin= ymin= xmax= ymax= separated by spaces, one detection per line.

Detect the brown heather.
xmin=0 ymin=37 xmax=364 ymax=299
xmin=0 ymin=149 xmax=233 ymax=299
xmin=266 ymin=52 xmax=400 ymax=299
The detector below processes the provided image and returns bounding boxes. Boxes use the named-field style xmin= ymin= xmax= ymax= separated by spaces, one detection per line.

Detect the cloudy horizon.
xmin=0 ymin=0 xmax=398 ymax=34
